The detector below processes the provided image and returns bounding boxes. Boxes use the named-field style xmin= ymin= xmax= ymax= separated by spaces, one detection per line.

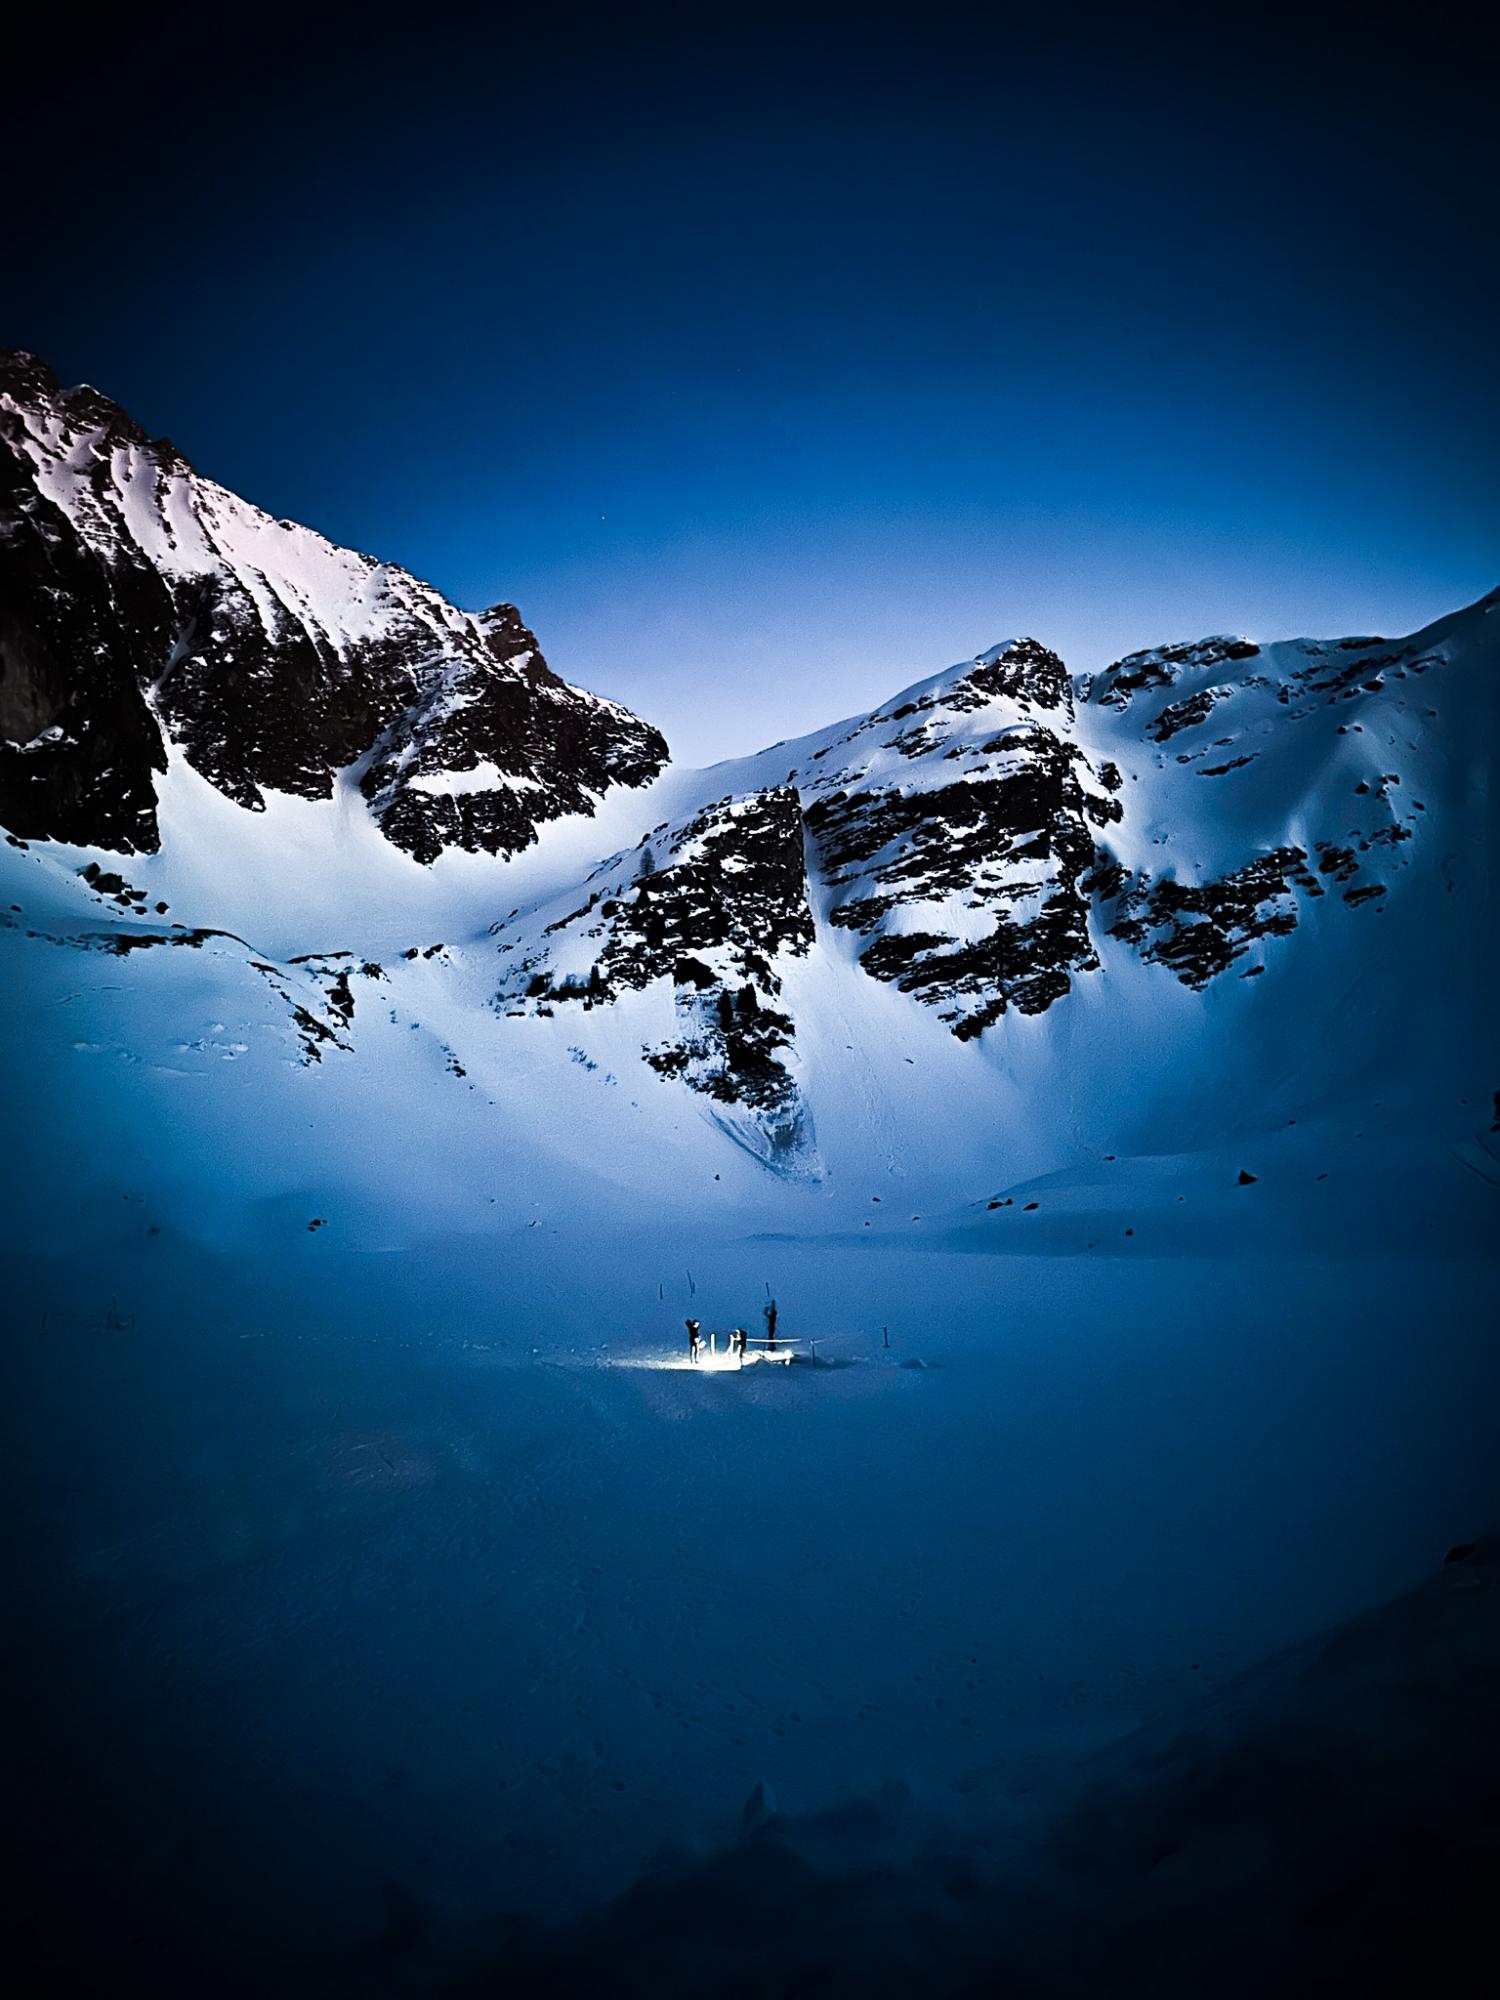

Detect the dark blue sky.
xmin=9 ymin=3 xmax=1498 ymax=759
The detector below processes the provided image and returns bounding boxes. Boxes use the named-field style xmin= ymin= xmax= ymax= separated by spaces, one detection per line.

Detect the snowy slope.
xmin=1 ymin=582 xmax=1496 ymax=1255
xmin=8 ymin=1149 xmax=1498 ymax=1995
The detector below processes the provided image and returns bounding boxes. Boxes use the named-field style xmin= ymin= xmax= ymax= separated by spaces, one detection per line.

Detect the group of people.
xmin=685 ymin=1298 xmax=778 ymax=1364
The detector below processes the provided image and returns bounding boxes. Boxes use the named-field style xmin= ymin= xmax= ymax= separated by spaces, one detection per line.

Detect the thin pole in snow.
xmin=883 ymin=1325 xmax=890 ymax=1351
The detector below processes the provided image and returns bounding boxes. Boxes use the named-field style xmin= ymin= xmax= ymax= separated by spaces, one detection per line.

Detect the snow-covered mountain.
xmin=0 ymin=351 xmax=666 ymax=858
xmin=489 ymin=598 xmax=1496 ymax=1178
xmin=1 ymin=352 xmax=1495 ymax=1242
xmin=6 ymin=358 xmax=1497 ymax=1998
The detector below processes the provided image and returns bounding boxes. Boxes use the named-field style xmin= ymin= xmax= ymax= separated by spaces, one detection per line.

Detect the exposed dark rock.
xmin=1147 ymin=686 xmax=1231 ymax=743
xmin=1092 ymin=636 xmax=1260 ymax=711
xmin=104 ymin=928 xmax=217 ymax=956
xmin=1080 ymin=849 xmax=1130 ymax=902
xmin=360 ymin=605 xmax=667 ymax=866
xmin=497 ymin=788 xmax=815 ymax=1133
xmin=287 ymin=1004 xmax=344 ymax=1064
xmin=1110 ymin=848 xmax=1316 ymax=987
xmin=874 ymin=637 xmax=1074 ymax=727
xmin=0 ymin=351 xmax=665 ymax=858
xmin=1 ymin=359 xmax=169 ymax=850
xmin=644 ymin=994 xmax=800 ymax=1124
xmin=807 ymin=726 xmax=1121 ymax=1036
xmin=1315 ymin=842 xmax=1360 ymax=883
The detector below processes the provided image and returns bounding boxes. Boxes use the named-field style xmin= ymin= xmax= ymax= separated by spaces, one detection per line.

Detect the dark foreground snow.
xmin=5 ymin=1222 xmax=1496 ymax=1996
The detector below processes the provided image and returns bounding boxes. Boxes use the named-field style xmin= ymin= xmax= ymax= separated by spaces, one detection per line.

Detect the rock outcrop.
xmin=0 ymin=351 xmax=666 ymax=858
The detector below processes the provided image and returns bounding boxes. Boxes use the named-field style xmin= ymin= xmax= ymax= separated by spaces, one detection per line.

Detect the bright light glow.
xmin=606 ymin=1349 xmax=802 ymax=1373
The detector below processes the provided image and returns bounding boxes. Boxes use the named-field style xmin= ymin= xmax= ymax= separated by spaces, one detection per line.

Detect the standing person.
xmin=763 ymin=1298 xmax=778 ymax=1352
xmin=733 ymin=1326 xmax=748 ymax=1361
xmin=686 ymin=1318 xmax=702 ymax=1364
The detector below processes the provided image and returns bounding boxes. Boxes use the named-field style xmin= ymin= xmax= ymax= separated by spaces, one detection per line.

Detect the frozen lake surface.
xmin=8 ymin=1219 xmax=1496 ymax=1991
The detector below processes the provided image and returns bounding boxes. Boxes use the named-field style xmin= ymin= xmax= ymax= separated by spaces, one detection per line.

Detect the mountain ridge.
xmin=0 ymin=350 xmax=667 ymax=860
xmin=1 ymin=352 xmax=1495 ymax=1215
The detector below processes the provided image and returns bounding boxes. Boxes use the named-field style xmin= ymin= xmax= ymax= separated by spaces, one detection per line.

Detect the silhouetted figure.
xmin=733 ymin=1326 xmax=749 ymax=1360
xmin=764 ymin=1299 xmax=778 ymax=1351
xmin=686 ymin=1317 xmax=702 ymax=1363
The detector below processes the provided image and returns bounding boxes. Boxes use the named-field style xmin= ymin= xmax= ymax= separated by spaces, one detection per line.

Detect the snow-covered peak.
xmin=0 ymin=350 xmax=667 ymax=859
xmin=3 ymin=350 xmax=453 ymax=646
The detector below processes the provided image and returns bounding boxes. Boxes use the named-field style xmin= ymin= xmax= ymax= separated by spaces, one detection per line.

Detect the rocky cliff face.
xmin=496 ymin=786 xmax=817 ymax=1158
xmin=491 ymin=637 xmax=1132 ymax=1149
xmin=0 ymin=351 xmax=666 ymax=858
xmin=486 ymin=593 xmax=1487 ymax=1150
xmin=801 ymin=640 xmax=1123 ymax=1037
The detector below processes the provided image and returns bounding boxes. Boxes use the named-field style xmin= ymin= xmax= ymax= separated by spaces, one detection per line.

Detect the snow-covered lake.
xmin=8 ymin=1216 xmax=1496 ymax=1988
